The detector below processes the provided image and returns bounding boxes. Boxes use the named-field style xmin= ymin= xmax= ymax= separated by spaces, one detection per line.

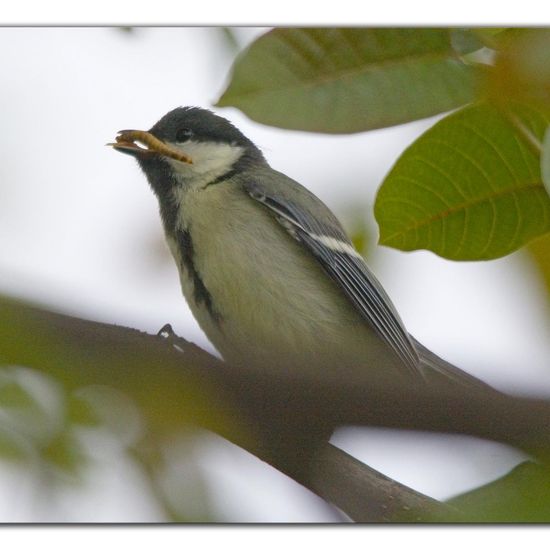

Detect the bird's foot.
xmin=157 ymin=323 xmax=186 ymax=353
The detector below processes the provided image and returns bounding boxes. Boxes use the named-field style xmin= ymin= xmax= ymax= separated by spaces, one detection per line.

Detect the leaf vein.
xmin=453 ymin=121 xmax=522 ymax=183
xmin=381 ymin=182 xmax=544 ymax=247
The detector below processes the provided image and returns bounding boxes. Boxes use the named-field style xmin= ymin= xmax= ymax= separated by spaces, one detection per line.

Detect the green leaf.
xmin=0 ymin=428 xmax=32 ymax=461
xmin=469 ymin=28 xmax=509 ymax=49
xmin=217 ymin=28 xmax=483 ymax=133
xmin=0 ymin=365 xmax=64 ymax=443
xmin=449 ymin=28 xmax=487 ymax=55
xmin=375 ymin=102 xmax=550 ymax=260
xmin=542 ymin=127 xmax=550 ymax=197
xmin=218 ymin=27 xmax=240 ymax=54
xmin=489 ymin=29 xmax=550 ymax=107
xmin=526 ymin=233 xmax=550 ymax=300
xmin=448 ymin=462 xmax=550 ymax=522
xmin=41 ymin=431 xmax=87 ymax=477
xmin=476 ymin=28 xmax=508 ymax=37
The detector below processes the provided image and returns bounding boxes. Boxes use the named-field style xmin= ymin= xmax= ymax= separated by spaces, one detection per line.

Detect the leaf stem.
xmin=503 ymin=109 xmax=543 ymax=156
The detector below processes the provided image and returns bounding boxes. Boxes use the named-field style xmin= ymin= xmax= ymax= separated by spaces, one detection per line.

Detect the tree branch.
xmin=307 ymin=443 xmax=458 ymax=522
xmin=1 ymin=295 xmax=549 ymax=521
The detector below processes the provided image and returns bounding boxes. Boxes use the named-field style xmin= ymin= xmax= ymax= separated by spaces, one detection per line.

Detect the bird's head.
xmin=109 ymin=106 xmax=265 ymax=194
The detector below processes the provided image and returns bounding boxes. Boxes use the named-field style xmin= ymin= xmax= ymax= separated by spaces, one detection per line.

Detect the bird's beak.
xmin=107 ymin=129 xmax=193 ymax=164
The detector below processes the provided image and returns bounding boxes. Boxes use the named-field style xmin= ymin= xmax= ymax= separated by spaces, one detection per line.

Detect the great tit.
xmin=110 ymin=106 xmax=492 ymax=391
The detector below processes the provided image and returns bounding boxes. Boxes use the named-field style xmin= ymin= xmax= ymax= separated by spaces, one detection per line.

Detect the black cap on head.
xmin=149 ymin=106 xmax=260 ymax=152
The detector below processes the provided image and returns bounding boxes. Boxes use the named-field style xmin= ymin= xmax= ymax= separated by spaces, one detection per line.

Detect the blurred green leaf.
xmin=467 ymin=28 xmax=508 ymax=49
xmin=41 ymin=431 xmax=86 ymax=477
xmin=448 ymin=462 xmax=550 ymax=522
xmin=449 ymin=28 xmax=487 ymax=55
xmin=476 ymin=28 xmax=508 ymax=37
xmin=135 ymin=430 xmax=215 ymax=522
xmin=0 ymin=365 xmax=64 ymax=443
xmin=0 ymin=428 xmax=32 ymax=461
xmin=526 ymin=233 xmax=550 ymax=301
xmin=73 ymin=385 xmax=143 ymax=446
xmin=0 ymin=365 xmax=88 ymax=478
xmin=375 ymin=102 xmax=550 ymax=260
xmin=340 ymin=206 xmax=374 ymax=258
xmin=489 ymin=29 xmax=550 ymax=108
xmin=350 ymin=226 xmax=368 ymax=257
xmin=0 ymin=378 xmax=36 ymax=409
xmin=0 ymin=296 xmax=242 ymax=443
xmin=218 ymin=27 xmax=240 ymax=54
xmin=217 ymin=28 xmax=483 ymax=133
xmin=542 ymin=127 xmax=550 ymax=197
xmin=67 ymin=391 xmax=102 ymax=427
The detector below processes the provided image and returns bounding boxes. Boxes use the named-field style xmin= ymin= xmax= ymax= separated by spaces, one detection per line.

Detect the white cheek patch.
xmin=166 ymin=140 xmax=244 ymax=178
xmin=310 ymin=234 xmax=363 ymax=259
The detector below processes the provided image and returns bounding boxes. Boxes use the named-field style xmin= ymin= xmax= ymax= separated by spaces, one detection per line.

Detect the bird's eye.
xmin=175 ymin=127 xmax=194 ymax=143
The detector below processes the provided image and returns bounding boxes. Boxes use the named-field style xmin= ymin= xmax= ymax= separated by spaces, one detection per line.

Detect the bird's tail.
xmin=410 ymin=335 xmax=501 ymax=395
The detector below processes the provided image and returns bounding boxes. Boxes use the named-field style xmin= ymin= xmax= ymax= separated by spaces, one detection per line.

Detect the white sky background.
xmin=0 ymin=27 xmax=549 ymax=522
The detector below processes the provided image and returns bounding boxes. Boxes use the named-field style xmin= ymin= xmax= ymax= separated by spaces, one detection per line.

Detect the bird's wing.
xmin=244 ymin=180 xmax=420 ymax=374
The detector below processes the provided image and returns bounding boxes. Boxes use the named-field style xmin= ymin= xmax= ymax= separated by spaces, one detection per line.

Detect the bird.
xmin=109 ymin=106 xmax=494 ymax=393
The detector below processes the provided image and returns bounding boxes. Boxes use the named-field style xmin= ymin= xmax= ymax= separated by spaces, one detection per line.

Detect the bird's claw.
xmin=157 ymin=323 xmax=176 ymax=338
xmin=157 ymin=323 xmax=185 ymax=353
